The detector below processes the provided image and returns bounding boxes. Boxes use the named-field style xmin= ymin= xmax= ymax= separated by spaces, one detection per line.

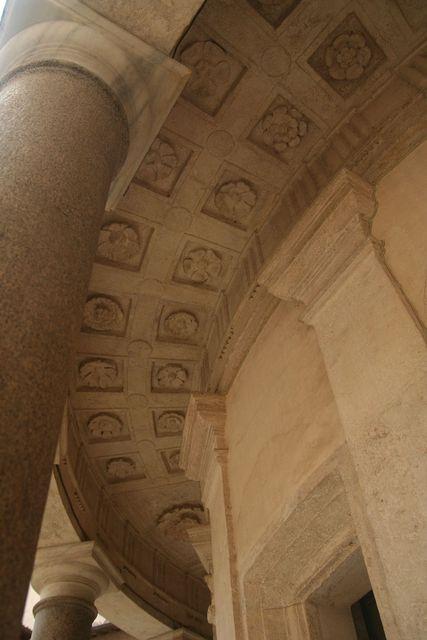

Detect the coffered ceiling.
xmin=59 ymin=0 xmax=427 ymax=633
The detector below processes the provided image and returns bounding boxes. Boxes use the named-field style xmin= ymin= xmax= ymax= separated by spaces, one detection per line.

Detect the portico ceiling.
xmin=58 ymin=0 xmax=427 ymax=634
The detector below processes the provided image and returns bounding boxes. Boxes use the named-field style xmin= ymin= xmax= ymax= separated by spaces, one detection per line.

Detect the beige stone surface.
xmin=373 ymin=140 xmax=427 ymax=328
xmin=38 ymin=474 xmax=80 ymax=549
xmin=81 ymin=1 xmax=205 ymax=54
xmin=227 ymin=301 xmax=345 ymax=571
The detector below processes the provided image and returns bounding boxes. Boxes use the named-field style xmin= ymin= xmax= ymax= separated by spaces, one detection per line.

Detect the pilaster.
xmin=180 ymin=394 xmax=243 ymax=640
xmin=259 ymin=168 xmax=427 ymax=640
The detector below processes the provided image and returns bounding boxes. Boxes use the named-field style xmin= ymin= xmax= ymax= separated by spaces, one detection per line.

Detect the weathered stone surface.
xmin=81 ymin=0 xmax=205 ymax=54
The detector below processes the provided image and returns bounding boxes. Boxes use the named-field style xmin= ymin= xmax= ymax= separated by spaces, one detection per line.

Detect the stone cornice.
xmin=259 ymin=169 xmax=377 ymax=315
xmin=186 ymin=524 xmax=213 ymax=575
xmin=179 ymin=394 xmax=227 ymax=498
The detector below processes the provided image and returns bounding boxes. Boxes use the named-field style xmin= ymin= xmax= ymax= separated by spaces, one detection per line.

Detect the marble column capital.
xmin=0 ymin=0 xmax=190 ymax=209
xmin=32 ymin=541 xmax=110 ymax=603
xmin=259 ymin=169 xmax=378 ymax=320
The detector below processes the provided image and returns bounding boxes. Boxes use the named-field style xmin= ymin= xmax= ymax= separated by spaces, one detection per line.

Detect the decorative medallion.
xmin=157 ymin=504 xmax=205 ymax=540
xmin=155 ymin=364 xmax=189 ymax=390
xmin=206 ymin=130 xmax=235 ymax=157
xmin=249 ymin=95 xmax=316 ymax=162
xmin=96 ymin=221 xmax=147 ymax=271
xmin=182 ymin=248 xmax=222 ymax=285
xmin=260 ymin=104 xmax=307 ymax=152
xmin=180 ymin=40 xmax=245 ymax=115
xmin=325 ymin=33 xmax=372 ymax=81
xmin=140 ymin=138 xmax=178 ymax=182
xmin=154 ymin=411 xmax=185 ymax=437
xmin=181 ymin=41 xmax=231 ymax=98
xmin=214 ymin=180 xmax=257 ymax=221
xmin=105 ymin=456 xmax=137 ymax=480
xmin=82 ymin=295 xmax=126 ymax=335
xmin=77 ymin=358 xmax=122 ymax=392
xmin=161 ymin=449 xmax=182 ymax=474
xmin=134 ymin=135 xmax=192 ymax=197
xmin=308 ymin=13 xmax=386 ymax=98
xmin=87 ymin=413 xmax=125 ymax=440
xmin=164 ymin=311 xmax=199 ymax=341
xmin=247 ymin=0 xmax=303 ymax=29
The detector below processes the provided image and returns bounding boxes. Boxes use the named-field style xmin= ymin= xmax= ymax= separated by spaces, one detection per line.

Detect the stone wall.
xmin=226 ymin=301 xmax=344 ymax=575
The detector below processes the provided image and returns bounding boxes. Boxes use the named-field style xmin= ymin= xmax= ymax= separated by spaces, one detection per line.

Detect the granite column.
xmin=0 ymin=63 xmax=128 ymax=639
xmin=31 ymin=542 xmax=109 ymax=640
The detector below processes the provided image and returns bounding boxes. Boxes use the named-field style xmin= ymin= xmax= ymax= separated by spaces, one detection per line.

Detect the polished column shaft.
xmin=0 ymin=64 xmax=128 ymax=639
xmin=32 ymin=597 xmax=97 ymax=640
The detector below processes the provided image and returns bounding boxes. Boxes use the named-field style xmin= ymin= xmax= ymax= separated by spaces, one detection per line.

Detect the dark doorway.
xmin=351 ymin=590 xmax=387 ymax=640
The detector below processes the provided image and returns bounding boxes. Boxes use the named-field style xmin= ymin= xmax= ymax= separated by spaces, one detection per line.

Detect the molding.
xmin=186 ymin=524 xmax=213 ymax=575
xmin=32 ymin=541 xmax=110 ymax=602
xmin=259 ymin=169 xmax=378 ymax=316
xmin=180 ymin=394 xmax=227 ymax=499
xmin=0 ymin=0 xmax=189 ymax=210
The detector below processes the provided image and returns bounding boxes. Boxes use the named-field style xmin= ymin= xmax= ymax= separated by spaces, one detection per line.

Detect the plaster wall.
xmin=226 ymin=301 xmax=345 ymax=573
xmin=373 ymin=140 xmax=427 ymax=329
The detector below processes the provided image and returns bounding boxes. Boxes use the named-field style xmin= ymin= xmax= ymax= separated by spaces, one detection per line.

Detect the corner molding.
xmin=259 ymin=169 xmax=378 ymax=318
xmin=180 ymin=394 xmax=227 ymax=498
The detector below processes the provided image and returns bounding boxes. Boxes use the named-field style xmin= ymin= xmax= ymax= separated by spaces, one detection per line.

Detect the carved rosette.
xmin=97 ymin=222 xmax=140 ymax=265
xmin=326 ymin=32 xmax=372 ymax=80
xmin=78 ymin=358 xmax=119 ymax=389
xmin=181 ymin=41 xmax=231 ymax=99
xmin=83 ymin=296 xmax=124 ymax=333
xmin=87 ymin=413 xmax=124 ymax=440
xmin=164 ymin=311 xmax=199 ymax=340
xmin=106 ymin=456 xmax=136 ymax=480
xmin=215 ymin=180 xmax=257 ymax=219
xmin=261 ymin=104 xmax=307 ymax=152
xmin=182 ymin=248 xmax=222 ymax=284
xmin=156 ymin=411 xmax=185 ymax=436
xmin=139 ymin=138 xmax=178 ymax=182
xmin=157 ymin=504 xmax=205 ymax=541
xmin=156 ymin=364 xmax=188 ymax=389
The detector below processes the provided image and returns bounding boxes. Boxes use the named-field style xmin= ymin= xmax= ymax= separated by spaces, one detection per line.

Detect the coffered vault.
xmin=36 ymin=0 xmax=426 ymax=636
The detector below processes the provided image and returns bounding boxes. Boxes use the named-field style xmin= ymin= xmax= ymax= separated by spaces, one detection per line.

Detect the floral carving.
xmin=182 ymin=248 xmax=222 ymax=284
xmin=97 ymin=222 xmax=140 ymax=265
xmin=157 ymin=504 xmax=205 ymax=540
xmin=215 ymin=180 xmax=257 ymax=219
xmin=156 ymin=364 xmax=188 ymax=390
xmin=261 ymin=105 xmax=307 ymax=152
xmin=181 ymin=41 xmax=231 ymax=99
xmin=83 ymin=296 xmax=124 ymax=333
xmin=78 ymin=359 xmax=119 ymax=389
xmin=140 ymin=138 xmax=178 ymax=182
xmin=88 ymin=413 xmax=124 ymax=440
xmin=106 ymin=456 xmax=136 ymax=480
xmin=164 ymin=311 xmax=199 ymax=340
xmin=326 ymin=32 xmax=372 ymax=81
xmin=156 ymin=412 xmax=184 ymax=436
